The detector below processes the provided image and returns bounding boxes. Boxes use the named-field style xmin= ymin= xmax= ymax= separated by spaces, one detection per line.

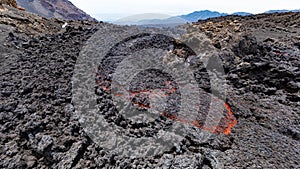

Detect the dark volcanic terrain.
xmin=0 ymin=5 xmax=299 ymax=169
xmin=16 ymin=0 xmax=96 ymax=21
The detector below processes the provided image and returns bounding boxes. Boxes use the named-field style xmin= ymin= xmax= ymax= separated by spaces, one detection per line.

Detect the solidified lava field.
xmin=0 ymin=7 xmax=300 ymax=169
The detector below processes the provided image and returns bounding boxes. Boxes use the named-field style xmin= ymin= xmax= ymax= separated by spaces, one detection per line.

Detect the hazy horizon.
xmin=68 ymin=0 xmax=300 ymax=21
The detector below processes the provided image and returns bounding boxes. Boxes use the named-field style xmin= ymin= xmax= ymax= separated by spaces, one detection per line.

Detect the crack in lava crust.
xmin=94 ymin=32 xmax=237 ymax=141
xmin=96 ymin=78 xmax=237 ymax=135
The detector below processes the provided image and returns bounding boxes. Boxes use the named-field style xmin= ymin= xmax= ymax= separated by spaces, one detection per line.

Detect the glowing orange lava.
xmin=96 ymin=79 xmax=238 ymax=135
xmin=161 ymin=102 xmax=237 ymax=135
xmin=223 ymin=103 xmax=238 ymax=135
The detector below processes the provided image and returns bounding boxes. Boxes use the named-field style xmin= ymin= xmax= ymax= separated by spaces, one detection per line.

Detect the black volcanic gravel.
xmin=0 ymin=9 xmax=299 ymax=168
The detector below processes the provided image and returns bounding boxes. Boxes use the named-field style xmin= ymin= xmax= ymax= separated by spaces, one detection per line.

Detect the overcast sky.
xmin=69 ymin=0 xmax=300 ymax=21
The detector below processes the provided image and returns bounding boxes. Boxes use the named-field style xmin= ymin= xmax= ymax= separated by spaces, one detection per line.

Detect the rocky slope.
xmin=16 ymin=0 xmax=96 ymax=21
xmin=0 ymin=6 xmax=299 ymax=169
xmin=0 ymin=0 xmax=24 ymax=10
xmin=193 ymin=12 xmax=300 ymax=168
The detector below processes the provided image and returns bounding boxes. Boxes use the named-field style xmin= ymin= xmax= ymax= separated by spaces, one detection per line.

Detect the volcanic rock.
xmin=0 ymin=0 xmax=24 ymax=10
xmin=0 ymin=6 xmax=299 ymax=169
xmin=16 ymin=0 xmax=96 ymax=21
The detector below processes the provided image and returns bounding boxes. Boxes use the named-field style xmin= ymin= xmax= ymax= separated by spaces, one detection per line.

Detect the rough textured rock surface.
xmin=0 ymin=0 xmax=24 ymax=10
xmin=16 ymin=0 xmax=96 ymax=21
xmin=0 ymin=7 xmax=299 ymax=169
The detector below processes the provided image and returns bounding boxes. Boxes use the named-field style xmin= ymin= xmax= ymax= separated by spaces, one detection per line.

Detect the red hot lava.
xmin=97 ymin=79 xmax=237 ymax=135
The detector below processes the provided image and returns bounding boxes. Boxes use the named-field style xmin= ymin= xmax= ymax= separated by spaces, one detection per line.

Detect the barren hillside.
xmin=0 ymin=5 xmax=299 ymax=169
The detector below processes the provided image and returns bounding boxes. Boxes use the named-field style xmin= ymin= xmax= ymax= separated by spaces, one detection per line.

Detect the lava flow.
xmin=96 ymin=78 xmax=237 ymax=135
xmin=162 ymin=102 xmax=237 ymax=135
xmin=131 ymin=88 xmax=237 ymax=135
xmin=223 ymin=103 xmax=238 ymax=135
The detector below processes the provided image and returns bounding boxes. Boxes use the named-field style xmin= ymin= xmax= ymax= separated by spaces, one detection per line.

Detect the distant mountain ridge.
xmin=179 ymin=10 xmax=228 ymax=22
xmin=178 ymin=10 xmax=255 ymax=22
xmin=265 ymin=9 xmax=300 ymax=13
xmin=115 ymin=10 xmax=253 ymax=25
xmin=231 ymin=12 xmax=253 ymax=16
xmin=16 ymin=0 xmax=96 ymax=21
xmin=181 ymin=9 xmax=300 ymax=22
xmin=117 ymin=9 xmax=300 ymax=25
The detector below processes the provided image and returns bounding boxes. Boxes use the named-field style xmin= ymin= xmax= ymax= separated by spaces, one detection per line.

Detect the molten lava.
xmin=161 ymin=102 xmax=237 ymax=135
xmin=223 ymin=103 xmax=238 ymax=135
xmin=96 ymin=78 xmax=238 ymax=135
